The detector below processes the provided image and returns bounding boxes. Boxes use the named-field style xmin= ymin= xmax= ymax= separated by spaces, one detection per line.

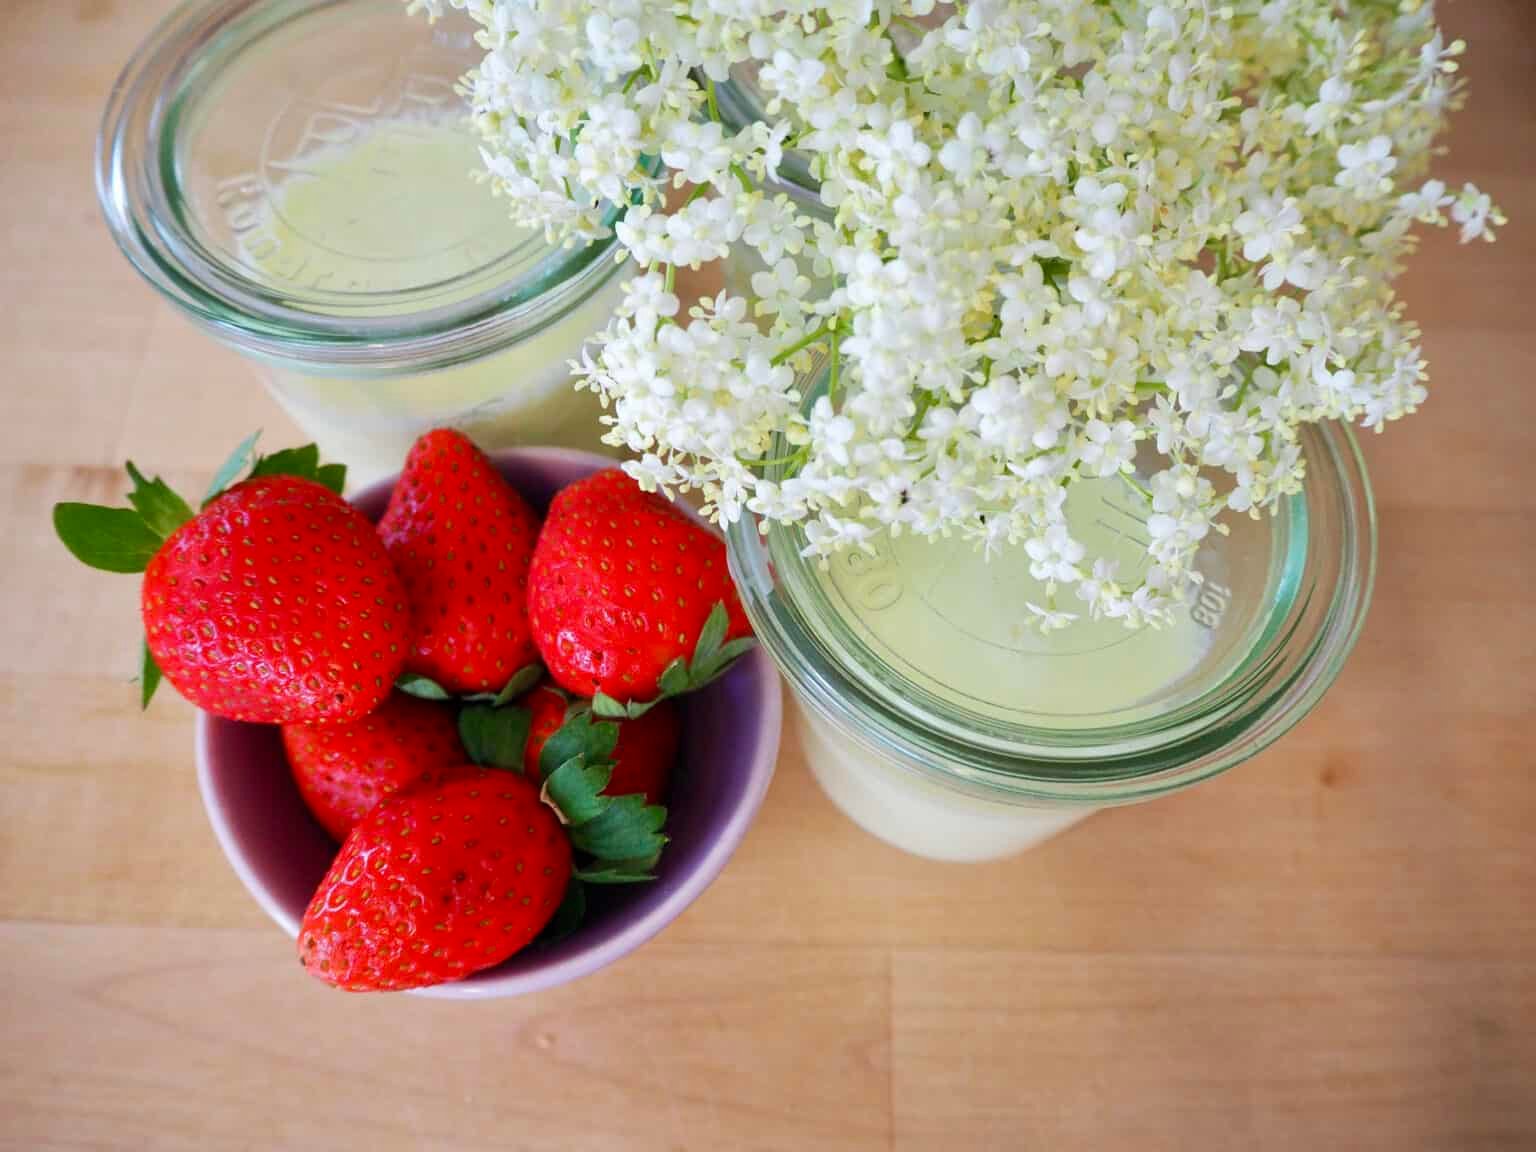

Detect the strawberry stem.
xmin=591 ymin=601 xmax=756 ymax=719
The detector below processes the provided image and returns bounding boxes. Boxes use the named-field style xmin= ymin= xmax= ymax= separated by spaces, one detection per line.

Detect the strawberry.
xmin=378 ymin=429 xmax=542 ymax=697
xmin=298 ymin=768 xmax=572 ymax=992
xmin=527 ymin=469 xmax=754 ymax=707
xmin=282 ymin=692 xmax=466 ymax=841
xmin=299 ymin=705 xmax=672 ymax=992
xmin=54 ymin=438 xmax=410 ymax=724
xmin=522 ymin=684 xmax=678 ymax=806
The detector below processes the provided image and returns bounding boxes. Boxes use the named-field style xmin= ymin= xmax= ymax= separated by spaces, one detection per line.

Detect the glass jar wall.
xmin=97 ymin=0 xmax=626 ymax=484
xmin=727 ymin=385 xmax=1375 ymax=861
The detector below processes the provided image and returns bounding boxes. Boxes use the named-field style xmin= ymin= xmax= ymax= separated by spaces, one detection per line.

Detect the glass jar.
xmin=727 ymin=392 xmax=1376 ymax=861
xmin=97 ymin=0 xmax=626 ymax=485
xmin=716 ymin=71 xmax=1375 ymax=861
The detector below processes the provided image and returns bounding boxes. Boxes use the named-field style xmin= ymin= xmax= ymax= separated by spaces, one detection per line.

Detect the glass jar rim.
xmin=727 ymin=420 xmax=1376 ymax=806
xmin=95 ymin=0 xmax=627 ymax=372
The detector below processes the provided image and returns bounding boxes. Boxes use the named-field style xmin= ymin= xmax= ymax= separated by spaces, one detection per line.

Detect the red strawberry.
xmin=298 ymin=769 xmax=571 ymax=992
xmin=378 ymin=429 xmax=542 ymax=696
xmin=54 ymin=439 xmax=406 ymax=721
xmin=528 ymin=470 xmax=752 ymax=703
xmin=522 ymin=684 xmax=569 ymax=773
xmin=140 ymin=475 xmax=410 ymax=724
xmin=282 ymin=692 xmax=466 ymax=841
xmin=522 ymin=685 xmax=679 ymax=805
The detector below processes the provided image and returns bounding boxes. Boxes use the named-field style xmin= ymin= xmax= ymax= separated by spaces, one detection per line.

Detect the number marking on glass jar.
xmin=836 ymin=542 xmax=903 ymax=613
xmin=1190 ymin=581 xmax=1231 ymax=630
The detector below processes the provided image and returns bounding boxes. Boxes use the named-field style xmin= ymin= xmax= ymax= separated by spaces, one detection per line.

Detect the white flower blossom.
xmin=416 ymin=0 xmax=1503 ymax=628
xmin=662 ymin=120 xmax=734 ymax=187
xmin=1452 ymin=182 xmax=1502 ymax=242
xmin=1303 ymin=75 xmax=1353 ymax=136
xmin=1025 ymin=522 xmax=1087 ymax=585
xmin=1399 ymin=179 xmax=1452 ymax=222
xmin=1336 ymin=135 xmax=1398 ymax=197
xmin=1078 ymin=420 xmax=1138 ymax=478
xmin=1026 ymin=602 xmax=1078 ymax=632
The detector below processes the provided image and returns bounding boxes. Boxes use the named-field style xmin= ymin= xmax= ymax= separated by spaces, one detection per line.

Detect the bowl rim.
xmin=194 ymin=445 xmax=783 ymax=1000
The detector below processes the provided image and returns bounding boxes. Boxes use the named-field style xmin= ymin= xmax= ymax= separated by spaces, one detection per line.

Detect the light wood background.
xmin=3 ymin=1 xmax=1534 ymax=1149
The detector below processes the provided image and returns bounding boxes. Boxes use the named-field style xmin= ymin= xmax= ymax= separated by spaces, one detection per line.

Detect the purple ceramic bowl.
xmin=195 ymin=447 xmax=782 ymax=1000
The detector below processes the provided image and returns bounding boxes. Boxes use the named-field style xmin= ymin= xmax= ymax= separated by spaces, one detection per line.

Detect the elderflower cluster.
xmin=410 ymin=0 xmax=1501 ymax=629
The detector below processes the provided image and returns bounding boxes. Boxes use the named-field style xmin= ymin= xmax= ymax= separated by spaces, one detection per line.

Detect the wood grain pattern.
xmin=893 ymin=951 xmax=1536 ymax=1152
xmin=2 ymin=0 xmax=1533 ymax=1148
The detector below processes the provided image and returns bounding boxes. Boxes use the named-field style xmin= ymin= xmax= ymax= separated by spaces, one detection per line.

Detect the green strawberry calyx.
xmin=396 ymin=662 xmax=544 ymax=706
xmin=455 ymin=699 xmax=669 ymax=942
xmin=51 ymin=432 xmax=346 ymax=709
xmin=591 ymin=601 xmax=756 ymax=720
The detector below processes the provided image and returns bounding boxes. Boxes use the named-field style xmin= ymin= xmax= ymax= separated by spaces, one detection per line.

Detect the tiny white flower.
xmin=1336 ymin=135 xmax=1398 ymax=197
xmin=937 ymin=113 xmax=988 ymax=181
xmin=1026 ymin=602 xmax=1077 ymax=631
xmin=1303 ymin=76 xmax=1353 ymax=136
xmin=1234 ymin=197 xmax=1301 ymax=265
xmin=1024 ymin=522 xmax=1086 ymax=585
xmin=662 ymin=120 xmax=733 ymax=186
xmin=750 ymin=257 xmax=812 ymax=319
xmin=1399 ymin=180 xmax=1452 ymax=221
xmin=417 ymin=0 xmax=1503 ymax=630
xmin=1452 ymin=183 xmax=1499 ymax=242
xmin=1078 ymin=420 xmax=1137 ymax=478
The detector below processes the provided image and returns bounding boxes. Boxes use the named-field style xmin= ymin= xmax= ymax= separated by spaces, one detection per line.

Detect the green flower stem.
xmin=907 ymin=390 xmax=935 ymax=437
xmin=978 ymin=312 xmax=1004 ymax=384
xmin=770 ymin=321 xmax=839 ymax=366
xmin=828 ymin=326 xmax=842 ymax=408
xmin=739 ymin=447 xmax=809 ymax=472
xmin=882 ymin=26 xmax=911 ymax=81
xmin=1120 ymin=474 xmax=1154 ymax=503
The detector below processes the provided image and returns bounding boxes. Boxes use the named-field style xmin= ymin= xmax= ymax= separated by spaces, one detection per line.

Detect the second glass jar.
xmin=97 ymin=0 xmax=626 ymax=484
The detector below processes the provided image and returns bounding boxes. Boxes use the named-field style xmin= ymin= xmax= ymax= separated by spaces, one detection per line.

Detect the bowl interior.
xmin=198 ymin=448 xmax=781 ymax=998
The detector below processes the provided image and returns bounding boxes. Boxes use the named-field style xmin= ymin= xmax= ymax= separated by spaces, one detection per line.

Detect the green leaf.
xmin=467 ymin=664 xmax=546 ymax=705
xmin=575 ymin=855 xmax=661 ymax=884
xmin=656 ymin=658 xmax=691 ymax=697
xmin=123 ymin=462 xmax=193 ymax=539
xmin=586 ymin=601 xmax=755 ymax=718
xmin=458 ymin=704 xmax=532 ymax=771
xmin=52 ymin=503 xmax=161 ymax=574
xmin=590 ymin=692 xmax=633 ymax=720
xmin=569 ymin=795 xmax=668 ymax=862
xmin=140 ymin=640 xmax=162 ymax=711
xmin=538 ymin=708 xmax=619 ymax=780
xmin=202 ymin=431 xmax=261 ymax=506
xmin=396 ymin=673 xmax=452 ymax=701
xmin=314 ymin=463 xmax=347 ymax=495
xmin=691 ymin=636 xmax=758 ymax=688
xmin=249 ymin=443 xmax=320 ymax=483
xmin=536 ymin=880 xmax=586 ymax=945
xmin=691 ymin=601 xmax=729 ymax=668
xmin=493 ymin=663 xmax=544 ymax=706
xmin=542 ymin=755 xmax=613 ymax=825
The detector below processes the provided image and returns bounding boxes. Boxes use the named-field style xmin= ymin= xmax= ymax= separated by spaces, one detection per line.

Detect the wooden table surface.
xmin=3 ymin=1 xmax=1534 ymax=1148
